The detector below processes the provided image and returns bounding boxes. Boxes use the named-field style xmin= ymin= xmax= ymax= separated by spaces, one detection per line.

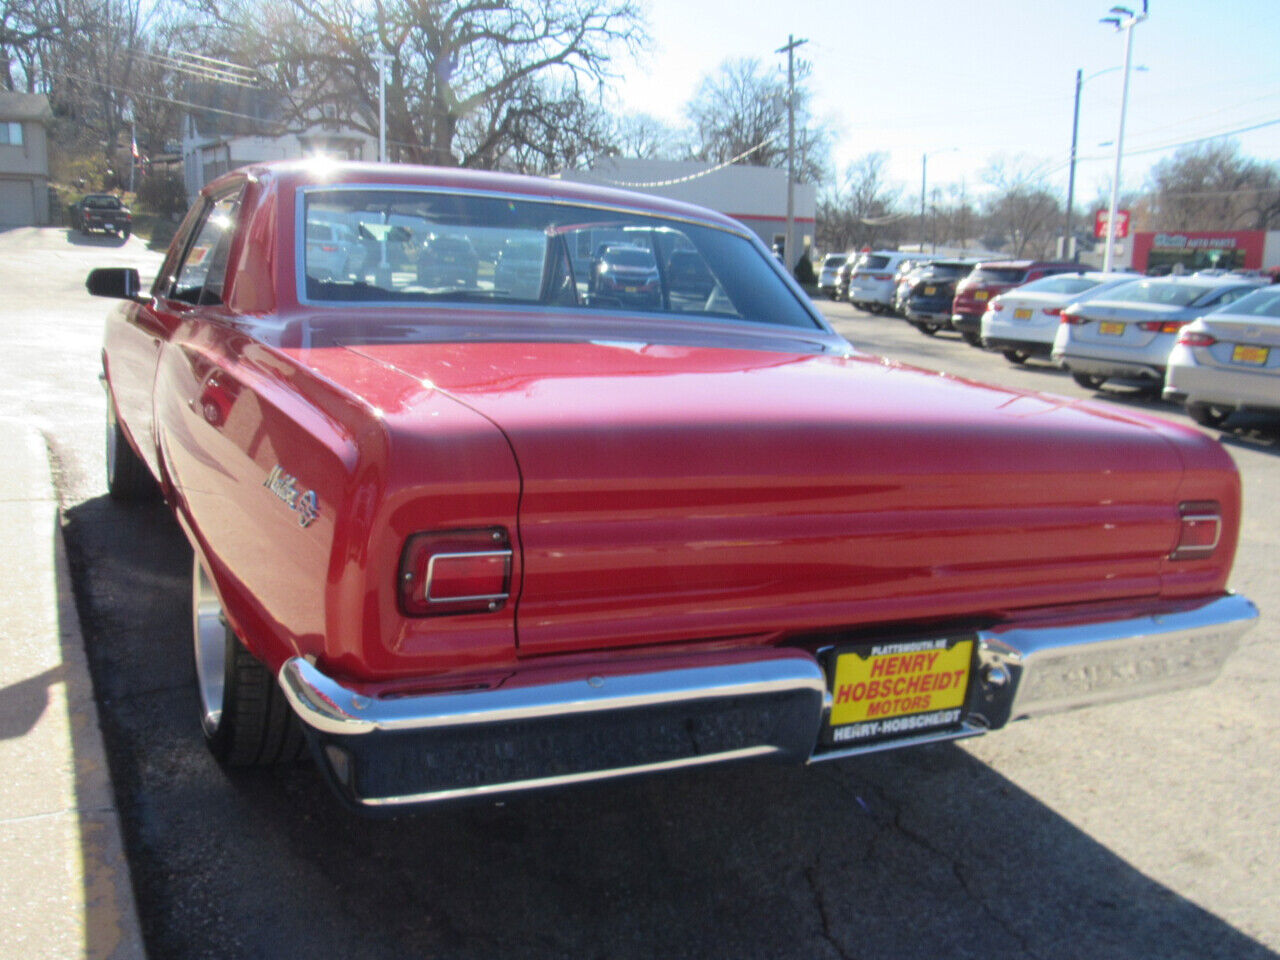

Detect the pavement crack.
xmin=805 ymin=862 xmax=858 ymax=960
xmin=891 ymin=806 xmax=1048 ymax=960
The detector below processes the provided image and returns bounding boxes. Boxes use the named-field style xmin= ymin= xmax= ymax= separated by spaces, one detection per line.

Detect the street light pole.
xmin=1099 ymin=2 xmax=1148 ymax=272
xmin=776 ymin=35 xmax=807 ymax=271
xmin=372 ymin=50 xmax=392 ymax=163
xmin=1065 ymin=68 xmax=1082 ymax=259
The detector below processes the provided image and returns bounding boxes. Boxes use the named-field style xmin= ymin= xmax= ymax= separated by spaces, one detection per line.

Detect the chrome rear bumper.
xmin=280 ymin=593 xmax=1257 ymax=811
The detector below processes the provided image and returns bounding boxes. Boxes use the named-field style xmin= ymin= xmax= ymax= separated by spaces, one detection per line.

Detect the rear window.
xmin=1103 ymin=282 xmax=1213 ymax=307
xmin=857 ymin=254 xmax=891 ymax=270
xmin=1225 ymin=288 xmax=1280 ymax=318
xmin=822 ymin=254 xmax=846 ymax=268
xmin=1016 ymin=274 xmax=1100 ymax=296
xmin=971 ymin=267 xmax=1028 ymax=285
xmin=300 ymin=188 xmax=820 ymax=330
xmin=926 ymin=263 xmax=974 ymax=279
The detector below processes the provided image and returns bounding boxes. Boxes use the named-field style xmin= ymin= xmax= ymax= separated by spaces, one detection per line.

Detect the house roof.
xmin=0 ymin=92 xmax=53 ymax=123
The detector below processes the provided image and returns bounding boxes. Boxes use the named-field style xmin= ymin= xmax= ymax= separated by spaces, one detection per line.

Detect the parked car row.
xmin=865 ymin=263 xmax=1277 ymax=428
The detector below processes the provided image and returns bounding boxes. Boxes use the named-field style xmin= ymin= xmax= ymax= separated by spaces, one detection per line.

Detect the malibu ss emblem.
xmin=264 ymin=464 xmax=320 ymax=527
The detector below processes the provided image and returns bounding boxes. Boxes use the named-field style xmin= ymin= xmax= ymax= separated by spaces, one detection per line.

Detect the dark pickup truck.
xmin=72 ymin=194 xmax=132 ymax=238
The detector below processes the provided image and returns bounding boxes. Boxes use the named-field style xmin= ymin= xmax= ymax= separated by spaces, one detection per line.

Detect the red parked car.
xmin=951 ymin=259 xmax=1080 ymax=345
xmin=88 ymin=161 xmax=1256 ymax=813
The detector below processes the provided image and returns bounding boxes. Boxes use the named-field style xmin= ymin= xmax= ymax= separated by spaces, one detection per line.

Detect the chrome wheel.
xmin=193 ymin=558 xmax=227 ymax=737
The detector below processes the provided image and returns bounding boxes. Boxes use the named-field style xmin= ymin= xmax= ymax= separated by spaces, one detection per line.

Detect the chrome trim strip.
xmin=278 ymin=652 xmax=828 ymax=737
xmin=423 ymin=549 xmax=511 ymax=605
xmin=977 ymin=593 xmax=1257 ymax=723
xmin=808 ymin=722 xmax=987 ymax=763
xmin=355 ymin=746 xmax=780 ymax=807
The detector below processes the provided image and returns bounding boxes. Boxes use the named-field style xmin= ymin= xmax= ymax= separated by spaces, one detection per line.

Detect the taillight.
xmin=1060 ymin=311 xmax=1088 ymax=325
xmin=398 ymin=528 xmax=512 ymax=616
xmin=1179 ymin=331 xmax=1217 ymax=347
xmin=1044 ymin=307 xmax=1062 ymax=317
xmin=870 ymin=273 xmax=892 ymax=281
xmin=1170 ymin=501 xmax=1221 ymax=561
xmin=1139 ymin=320 xmax=1187 ymax=334
xmin=320 ymin=244 xmax=338 ymax=253
xmin=990 ymin=300 xmax=1005 ymax=312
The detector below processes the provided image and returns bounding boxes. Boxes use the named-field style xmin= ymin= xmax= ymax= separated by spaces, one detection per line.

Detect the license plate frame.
xmin=1231 ymin=344 xmax=1269 ymax=366
xmin=1099 ymin=321 xmax=1126 ymax=336
xmin=823 ymin=637 xmax=975 ymax=746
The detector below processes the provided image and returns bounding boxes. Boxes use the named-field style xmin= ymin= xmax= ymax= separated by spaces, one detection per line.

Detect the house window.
xmin=0 ymin=122 xmax=23 ymax=146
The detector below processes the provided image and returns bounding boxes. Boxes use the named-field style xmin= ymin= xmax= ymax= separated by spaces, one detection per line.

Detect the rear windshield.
xmin=1220 ymin=287 xmax=1280 ymax=318
xmin=971 ymin=267 xmax=1028 ymax=285
xmin=1016 ymin=274 xmax=1100 ymax=296
xmin=603 ymin=248 xmax=655 ymax=268
xmin=856 ymin=254 xmax=891 ymax=270
xmin=1103 ymin=281 xmax=1213 ymax=307
xmin=822 ymin=254 xmax=846 ymax=268
xmin=924 ymin=263 xmax=973 ymax=279
xmin=84 ymin=196 xmax=122 ymax=209
xmin=301 ymin=188 xmax=819 ymax=329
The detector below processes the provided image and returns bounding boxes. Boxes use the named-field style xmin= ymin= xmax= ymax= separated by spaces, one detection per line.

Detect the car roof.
xmin=974 ymin=259 xmax=1077 ymax=270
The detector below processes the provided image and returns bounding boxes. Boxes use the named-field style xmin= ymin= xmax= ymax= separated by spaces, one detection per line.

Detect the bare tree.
xmin=187 ymin=0 xmax=645 ymax=169
xmin=611 ymin=112 xmax=684 ymax=160
xmin=1146 ymin=140 xmax=1280 ymax=231
xmin=982 ymin=156 xmax=1062 ymax=258
xmin=816 ymin=152 xmax=905 ymax=251
xmin=684 ymin=57 xmax=828 ymax=183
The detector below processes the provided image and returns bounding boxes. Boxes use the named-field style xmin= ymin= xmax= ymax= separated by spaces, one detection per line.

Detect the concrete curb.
xmin=0 ymin=421 xmax=145 ymax=959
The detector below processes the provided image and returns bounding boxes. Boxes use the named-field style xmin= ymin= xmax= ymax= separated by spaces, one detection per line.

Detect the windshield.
xmin=301 ymin=188 xmax=818 ymax=329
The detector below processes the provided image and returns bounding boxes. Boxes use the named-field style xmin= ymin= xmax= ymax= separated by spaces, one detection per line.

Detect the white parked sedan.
xmin=1163 ymin=285 xmax=1280 ymax=427
xmin=981 ymin=272 xmax=1132 ymax=364
xmin=847 ymin=250 xmax=914 ymax=313
xmin=1052 ymin=276 xmax=1264 ymax=392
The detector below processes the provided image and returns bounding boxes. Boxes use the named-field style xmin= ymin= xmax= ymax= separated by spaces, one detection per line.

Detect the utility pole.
xmin=776 ymin=35 xmax=807 ymax=271
xmin=1066 ymin=68 xmax=1082 ymax=260
xmin=372 ymin=50 xmax=392 ymax=163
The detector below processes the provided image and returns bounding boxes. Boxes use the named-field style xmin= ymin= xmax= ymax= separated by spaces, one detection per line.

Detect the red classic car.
xmin=89 ymin=161 xmax=1258 ymax=813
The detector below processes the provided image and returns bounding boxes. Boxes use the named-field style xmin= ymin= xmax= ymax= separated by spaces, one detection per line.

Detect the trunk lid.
xmin=346 ymin=340 xmax=1190 ymax=656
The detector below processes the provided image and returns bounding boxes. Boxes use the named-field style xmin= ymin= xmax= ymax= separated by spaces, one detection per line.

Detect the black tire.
xmin=1002 ymin=348 xmax=1029 ymax=365
xmin=961 ymin=331 xmax=981 ymax=347
xmin=1071 ymin=372 xmax=1106 ymax=390
xmin=121 ymin=227 xmax=131 ymax=240
xmin=106 ymin=398 xmax=159 ymax=501
xmin=913 ymin=322 xmax=939 ymax=337
xmin=1186 ymin=402 xmax=1230 ymax=428
xmin=193 ymin=558 xmax=307 ymax=766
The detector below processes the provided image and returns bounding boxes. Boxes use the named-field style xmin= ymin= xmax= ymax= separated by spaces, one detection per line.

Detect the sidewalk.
xmin=0 ymin=421 xmax=145 ymax=959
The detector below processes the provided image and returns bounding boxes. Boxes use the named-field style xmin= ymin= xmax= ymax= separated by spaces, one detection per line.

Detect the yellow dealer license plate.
xmin=974 ymin=291 xmax=989 ymax=301
xmin=1014 ymin=308 xmax=1033 ymax=320
xmin=825 ymin=638 xmax=974 ymax=745
xmin=1232 ymin=344 xmax=1269 ymax=365
xmin=924 ymin=286 xmax=936 ymax=295
xmin=1099 ymin=321 xmax=1126 ymax=336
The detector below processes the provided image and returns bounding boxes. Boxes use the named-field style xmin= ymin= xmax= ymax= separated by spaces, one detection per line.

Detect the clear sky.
xmin=611 ymin=0 xmax=1280 ymax=208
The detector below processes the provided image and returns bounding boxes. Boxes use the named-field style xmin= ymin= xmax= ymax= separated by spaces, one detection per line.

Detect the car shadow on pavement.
xmin=60 ymin=494 xmax=1278 ymax=960
xmin=63 ymin=229 xmax=129 ymax=248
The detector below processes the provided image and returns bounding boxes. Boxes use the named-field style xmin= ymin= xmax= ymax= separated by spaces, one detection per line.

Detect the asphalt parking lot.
xmin=2 ymin=227 xmax=1277 ymax=960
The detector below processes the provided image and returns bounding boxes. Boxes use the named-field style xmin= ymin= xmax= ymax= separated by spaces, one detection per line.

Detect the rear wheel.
xmin=1002 ymin=348 xmax=1029 ymax=365
xmin=1071 ymin=372 xmax=1106 ymax=390
xmin=961 ymin=331 xmax=981 ymax=347
xmin=193 ymin=557 xmax=306 ymax=766
xmin=913 ymin=322 xmax=939 ymax=337
xmin=1186 ymin=402 xmax=1230 ymax=428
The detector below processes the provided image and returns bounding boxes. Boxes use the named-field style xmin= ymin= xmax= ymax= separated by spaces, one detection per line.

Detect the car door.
xmin=104 ymin=187 xmax=245 ymax=478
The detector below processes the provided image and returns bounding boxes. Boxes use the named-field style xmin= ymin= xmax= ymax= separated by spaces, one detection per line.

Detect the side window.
xmin=1214 ymin=287 xmax=1250 ymax=308
xmin=170 ymin=192 xmax=243 ymax=305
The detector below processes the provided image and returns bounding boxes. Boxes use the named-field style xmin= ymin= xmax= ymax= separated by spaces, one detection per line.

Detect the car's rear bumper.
xmin=1164 ymin=356 xmax=1280 ymax=411
xmin=983 ymin=336 xmax=1054 ymax=356
xmin=1054 ymin=350 xmax=1165 ymax=381
xmin=280 ymin=593 xmax=1257 ymax=812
